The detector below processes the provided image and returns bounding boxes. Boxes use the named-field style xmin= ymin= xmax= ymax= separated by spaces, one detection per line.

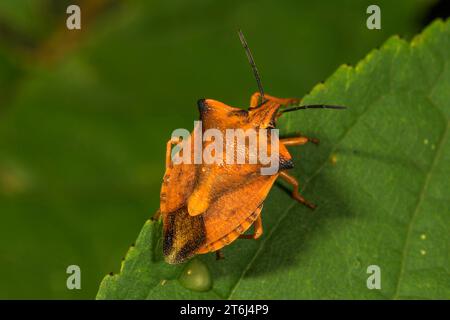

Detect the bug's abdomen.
xmin=163 ymin=206 xmax=206 ymax=264
xmin=196 ymin=205 xmax=263 ymax=254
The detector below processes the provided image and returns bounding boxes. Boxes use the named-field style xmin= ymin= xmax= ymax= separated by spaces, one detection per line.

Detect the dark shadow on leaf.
xmin=236 ymin=144 xmax=424 ymax=279
xmin=202 ymin=143 xmax=423 ymax=284
xmin=240 ymin=171 xmax=355 ymax=278
xmin=336 ymin=147 xmax=423 ymax=172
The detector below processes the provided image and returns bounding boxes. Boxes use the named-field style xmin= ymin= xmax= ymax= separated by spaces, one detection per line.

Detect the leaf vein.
xmin=393 ymin=119 xmax=449 ymax=299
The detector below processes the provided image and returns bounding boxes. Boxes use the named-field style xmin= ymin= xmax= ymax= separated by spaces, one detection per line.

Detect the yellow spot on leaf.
xmin=330 ymin=154 xmax=338 ymax=165
xmin=0 ymin=163 xmax=30 ymax=196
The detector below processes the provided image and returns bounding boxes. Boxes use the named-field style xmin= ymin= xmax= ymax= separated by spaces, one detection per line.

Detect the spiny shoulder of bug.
xmin=196 ymin=97 xmax=282 ymax=131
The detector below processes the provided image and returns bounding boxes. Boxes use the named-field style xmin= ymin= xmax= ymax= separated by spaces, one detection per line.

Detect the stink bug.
xmin=154 ymin=31 xmax=345 ymax=264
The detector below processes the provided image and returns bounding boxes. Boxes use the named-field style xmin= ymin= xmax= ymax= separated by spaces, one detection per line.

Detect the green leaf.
xmin=97 ymin=19 xmax=450 ymax=299
xmin=1 ymin=0 xmax=432 ymax=299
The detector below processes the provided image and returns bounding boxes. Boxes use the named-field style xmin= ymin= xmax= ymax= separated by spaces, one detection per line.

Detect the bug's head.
xmin=237 ymin=30 xmax=346 ymax=122
xmin=197 ymin=98 xmax=250 ymax=130
xmin=196 ymin=31 xmax=346 ymax=133
xmin=247 ymin=100 xmax=280 ymax=129
xmin=197 ymin=98 xmax=281 ymax=131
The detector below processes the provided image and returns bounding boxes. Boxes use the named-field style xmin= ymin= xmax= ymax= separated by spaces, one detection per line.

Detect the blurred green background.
xmin=0 ymin=0 xmax=445 ymax=299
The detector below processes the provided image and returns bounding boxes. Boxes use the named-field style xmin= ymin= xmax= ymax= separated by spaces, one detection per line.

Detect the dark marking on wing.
xmin=163 ymin=206 xmax=206 ymax=264
xmin=279 ymin=156 xmax=294 ymax=170
xmin=227 ymin=109 xmax=248 ymax=117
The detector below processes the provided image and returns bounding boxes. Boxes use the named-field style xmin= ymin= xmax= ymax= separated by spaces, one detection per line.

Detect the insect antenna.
xmin=281 ymin=105 xmax=347 ymax=114
xmin=238 ymin=30 xmax=265 ymax=104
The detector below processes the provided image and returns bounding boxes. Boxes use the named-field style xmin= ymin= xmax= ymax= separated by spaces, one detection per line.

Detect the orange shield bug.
xmin=154 ymin=31 xmax=345 ymax=264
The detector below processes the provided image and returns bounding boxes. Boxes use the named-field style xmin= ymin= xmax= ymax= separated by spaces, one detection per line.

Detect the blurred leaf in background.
xmin=0 ymin=0 xmax=442 ymax=298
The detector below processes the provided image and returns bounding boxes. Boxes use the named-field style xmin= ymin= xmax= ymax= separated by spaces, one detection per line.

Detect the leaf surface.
xmin=97 ymin=19 xmax=450 ymax=299
xmin=1 ymin=0 xmax=429 ymax=299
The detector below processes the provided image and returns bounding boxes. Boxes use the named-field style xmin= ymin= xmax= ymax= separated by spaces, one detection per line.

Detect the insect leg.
xmin=152 ymin=209 xmax=161 ymax=221
xmin=281 ymin=136 xmax=319 ymax=146
xmin=239 ymin=215 xmax=263 ymax=239
xmin=165 ymin=137 xmax=181 ymax=168
xmin=159 ymin=138 xmax=182 ymax=217
xmin=250 ymin=92 xmax=300 ymax=108
xmin=278 ymin=171 xmax=316 ymax=210
xmin=215 ymin=250 xmax=225 ymax=260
